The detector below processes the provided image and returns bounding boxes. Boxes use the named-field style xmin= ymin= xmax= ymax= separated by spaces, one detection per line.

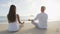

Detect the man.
xmin=31 ymin=6 xmax=48 ymax=29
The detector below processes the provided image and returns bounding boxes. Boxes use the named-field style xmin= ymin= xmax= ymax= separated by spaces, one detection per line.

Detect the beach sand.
xmin=0 ymin=21 xmax=60 ymax=34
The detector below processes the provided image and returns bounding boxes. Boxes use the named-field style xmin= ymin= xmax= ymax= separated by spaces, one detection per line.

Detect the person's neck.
xmin=41 ymin=12 xmax=44 ymax=13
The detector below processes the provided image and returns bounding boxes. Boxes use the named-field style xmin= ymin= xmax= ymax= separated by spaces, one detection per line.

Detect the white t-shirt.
xmin=8 ymin=17 xmax=19 ymax=31
xmin=34 ymin=13 xmax=48 ymax=28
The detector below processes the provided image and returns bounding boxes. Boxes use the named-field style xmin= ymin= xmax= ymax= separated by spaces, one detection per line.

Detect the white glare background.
xmin=0 ymin=0 xmax=60 ymax=21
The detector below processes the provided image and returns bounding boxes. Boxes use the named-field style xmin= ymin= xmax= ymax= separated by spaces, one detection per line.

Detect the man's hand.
xmin=31 ymin=20 xmax=34 ymax=22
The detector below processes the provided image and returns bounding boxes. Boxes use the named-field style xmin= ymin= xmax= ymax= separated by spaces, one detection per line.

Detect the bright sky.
xmin=0 ymin=0 xmax=60 ymax=21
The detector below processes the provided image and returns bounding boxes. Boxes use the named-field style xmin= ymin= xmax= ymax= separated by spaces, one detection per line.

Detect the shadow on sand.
xmin=19 ymin=27 xmax=47 ymax=34
xmin=0 ymin=27 xmax=47 ymax=34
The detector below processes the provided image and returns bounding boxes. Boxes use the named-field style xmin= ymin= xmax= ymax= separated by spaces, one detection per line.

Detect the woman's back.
xmin=7 ymin=5 xmax=19 ymax=32
xmin=7 ymin=5 xmax=24 ymax=32
xmin=8 ymin=16 xmax=19 ymax=32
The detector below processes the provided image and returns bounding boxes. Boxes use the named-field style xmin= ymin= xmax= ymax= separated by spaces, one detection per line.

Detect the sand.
xmin=0 ymin=21 xmax=60 ymax=34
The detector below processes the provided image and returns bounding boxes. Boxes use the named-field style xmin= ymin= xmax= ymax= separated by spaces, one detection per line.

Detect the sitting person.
xmin=31 ymin=6 xmax=48 ymax=29
xmin=7 ymin=5 xmax=24 ymax=32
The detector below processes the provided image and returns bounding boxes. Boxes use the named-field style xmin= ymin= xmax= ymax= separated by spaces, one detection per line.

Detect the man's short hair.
xmin=41 ymin=6 xmax=46 ymax=9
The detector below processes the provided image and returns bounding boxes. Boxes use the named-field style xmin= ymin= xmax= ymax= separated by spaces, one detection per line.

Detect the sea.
xmin=0 ymin=16 xmax=60 ymax=24
xmin=0 ymin=16 xmax=33 ymax=24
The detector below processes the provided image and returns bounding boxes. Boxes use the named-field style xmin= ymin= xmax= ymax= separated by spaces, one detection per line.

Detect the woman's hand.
xmin=20 ymin=22 xmax=24 ymax=24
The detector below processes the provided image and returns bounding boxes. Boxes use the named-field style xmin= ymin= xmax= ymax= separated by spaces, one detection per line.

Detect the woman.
xmin=7 ymin=5 xmax=24 ymax=32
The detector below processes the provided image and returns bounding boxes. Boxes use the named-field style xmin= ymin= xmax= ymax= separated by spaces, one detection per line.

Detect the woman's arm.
xmin=17 ymin=14 xmax=24 ymax=24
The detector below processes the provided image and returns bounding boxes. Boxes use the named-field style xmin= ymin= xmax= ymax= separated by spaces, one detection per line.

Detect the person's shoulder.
xmin=37 ymin=13 xmax=41 ymax=16
xmin=44 ymin=13 xmax=48 ymax=17
xmin=16 ymin=14 xmax=19 ymax=16
xmin=38 ymin=13 xmax=41 ymax=15
xmin=16 ymin=14 xmax=20 ymax=18
xmin=44 ymin=13 xmax=48 ymax=15
xmin=16 ymin=14 xmax=20 ymax=16
xmin=37 ymin=13 xmax=43 ymax=16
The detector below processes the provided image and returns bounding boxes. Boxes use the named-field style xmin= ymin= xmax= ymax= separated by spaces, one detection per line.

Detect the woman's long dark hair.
xmin=7 ymin=5 xmax=16 ymax=22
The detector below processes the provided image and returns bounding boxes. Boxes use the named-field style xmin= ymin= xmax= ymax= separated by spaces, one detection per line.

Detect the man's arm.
xmin=34 ymin=14 xmax=39 ymax=20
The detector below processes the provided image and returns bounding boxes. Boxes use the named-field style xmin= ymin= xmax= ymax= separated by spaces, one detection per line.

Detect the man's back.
xmin=37 ymin=13 xmax=48 ymax=23
xmin=34 ymin=13 xmax=48 ymax=28
xmin=32 ymin=6 xmax=48 ymax=28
